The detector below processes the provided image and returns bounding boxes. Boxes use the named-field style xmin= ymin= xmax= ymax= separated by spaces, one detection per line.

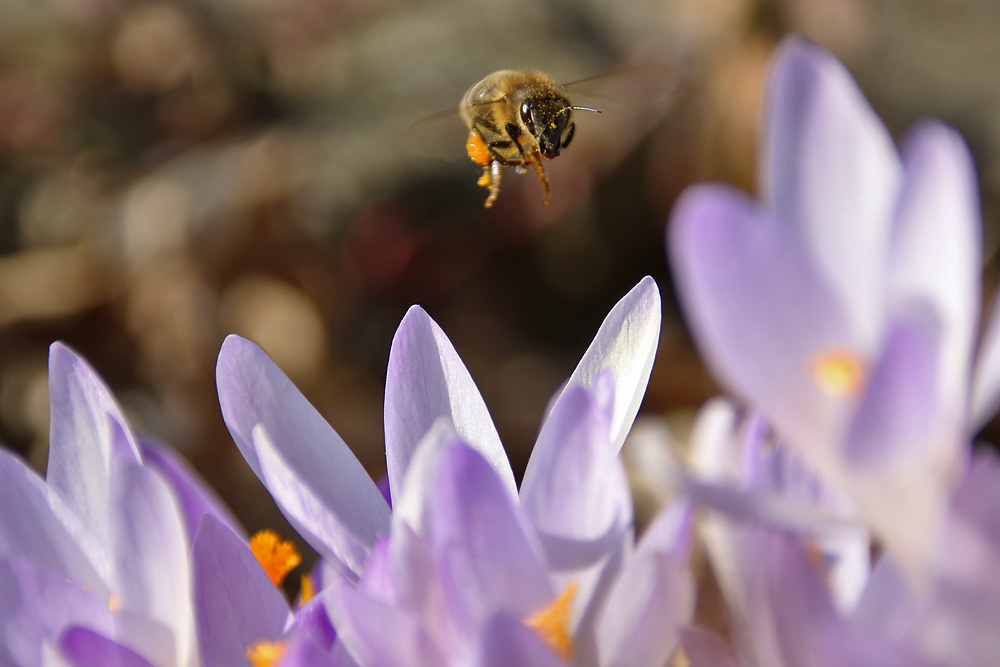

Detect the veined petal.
xmin=432 ymin=443 xmax=552 ymax=625
xmin=556 ymin=277 xmax=661 ymax=452
xmin=392 ymin=418 xmax=463 ymax=540
xmin=0 ymin=557 xmax=114 ymax=667
xmin=472 ymin=614 xmax=565 ymax=667
xmin=669 ymin=184 xmax=855 ymax=453
xmin=763 ymin=36 xmax=901 ymax=347
xmin=252 ymin=425 xmax=379 ymax=578
xmin=325 ymin=580 xmax=445 ymax=667
xmin=216 ymin=336 xmax=390 ymax=570
xmin=384 ymin=306 xmax=512 ymax=501
xmin=138 ymin=438 xmax=244 ymax=541
xmin=890 ymin=121 xmax=980 ymax=410
xmin=46 ymin=343 xmax=142 ymax=547
xmin=192 ymin=514 xmax=291 ymax=666
xmin=56 ymin=627 xmax=155 ymax=667
xmin=0 ymin=449 xmax=108 ymax=595
xmin=108 ymin=460 xmax=194 ymax=667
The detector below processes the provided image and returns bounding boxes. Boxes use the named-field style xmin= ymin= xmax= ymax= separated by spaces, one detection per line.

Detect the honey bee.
xmin=460 ymin=69 xmax=601 ymax=208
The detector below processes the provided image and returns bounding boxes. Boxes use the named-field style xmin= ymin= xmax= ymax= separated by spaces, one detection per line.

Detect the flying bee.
xmin=460 ymin=69 xmax=601 ymax=208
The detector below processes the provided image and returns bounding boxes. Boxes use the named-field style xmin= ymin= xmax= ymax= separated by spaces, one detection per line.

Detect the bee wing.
xmin=563 ymin=64 xmax=680 ymax=118
xmin=403 ymin=107 xmax=469 ymax=161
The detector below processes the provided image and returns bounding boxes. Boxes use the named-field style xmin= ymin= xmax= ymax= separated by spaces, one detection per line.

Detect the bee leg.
xmin=478 ymin=160 xmax=502 ymax=208
xmin=527 ymin=148 xmax=550 ymax=205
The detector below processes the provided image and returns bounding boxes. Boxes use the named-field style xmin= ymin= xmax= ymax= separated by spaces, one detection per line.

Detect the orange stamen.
xmin=524 ymin=582 xmax=578 ymax=661
xmin=246 ymin=640 xmax=287 ymax=667
xmin=810 ymin=349 xmax=866 ymax=397
xmin=249 ymin=530 xmax=301 ymax=587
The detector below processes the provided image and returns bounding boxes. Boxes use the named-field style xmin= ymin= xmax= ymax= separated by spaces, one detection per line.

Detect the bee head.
xmin=520 ymin=96 xmax=572 ymax=159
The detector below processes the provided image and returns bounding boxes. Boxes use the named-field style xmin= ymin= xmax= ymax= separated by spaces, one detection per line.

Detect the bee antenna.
xmin=570 ymin=105 xmax=602 ymax=114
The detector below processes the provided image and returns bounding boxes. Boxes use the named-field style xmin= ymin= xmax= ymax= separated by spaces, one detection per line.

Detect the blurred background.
xmin=2 ymin=0 xmax=1000 ymax=576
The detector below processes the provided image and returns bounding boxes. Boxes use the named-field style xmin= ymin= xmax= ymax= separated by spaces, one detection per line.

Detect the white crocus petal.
xmin=46 ymin=342 xmax=142 ymax=548
xmin=109 ymin=459 xmax=195 ymax=667
xmin=252 ymin=425 xmax=386 ymax=579
xmin=763 ymin=37 xmax=901 ymax=349
xmin=557 ymin=276 xmax=661 ymax=452
xmin=972 ymin=288 xmax=1000 ymax=428
xmin=384 ymin=306 xmax=513 ymax=501
xmin=889 ymin=121 xmax=981 ymax=410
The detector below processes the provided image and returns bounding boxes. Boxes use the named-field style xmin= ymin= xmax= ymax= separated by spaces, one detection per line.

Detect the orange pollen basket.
xmin=246 ymin=640 xmax=287 ymax=667
xmin=249 ymin=530 xmax=301 ymax=588
xmin=466 ymin=132 xmax=492 ymax=165
xmin=810 ymin=349 xmax=866 ymax=397
xmin=523 ymin=581 xmax=579 ymax=662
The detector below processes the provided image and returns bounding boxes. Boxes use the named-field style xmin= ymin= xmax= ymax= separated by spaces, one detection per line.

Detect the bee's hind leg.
xmin=477 ymin=160 xmax=502 ymax=208
xmin=527 ymin=148 xmax=550 ymax=205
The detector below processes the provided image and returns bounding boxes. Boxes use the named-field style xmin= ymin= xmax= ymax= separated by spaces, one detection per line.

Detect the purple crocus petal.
xmin=392 ymin=419 xmax=464 ymax=539
xmin=844 ymin=310 xmax=958 ymax=584
xmin=138 ymin=437 xmax=244 ymax=540
xmin=680 ymin=628 xmax=742 ymax=667
xmin=295 ymin=595 xmax=337 ymax=653
xmin=763 ymin=37 xmax=901 ymax=347
xmin=0 ymin=557 xmax=113 ymax=667
xmin=472 ymin=614 xmax=565 ymax=667
xmin=108 ymin=459 xmax=194 ymax=665
xmin=670 ymin=185 xmax=855 ymax=453
xmin=519 ymin=385 xmax=631 ymax=621
xmin=216 ymin=336 xmax=389 ymax=572
xmin=555 ymin=277 xmax=661 ymax=452
xmin=276 ymin=635 xmax=342 ymax=667
xmin=972 ymin=288 xmax=1000 ymax=427
xmin=45 ymin=343 xmax=142 ymax=547
xmin=324 ymin=580 xmax=445 ymax=667
xmin=592 ymin=501 xmax=694 ymax=667
xmin=384 ymin=306 xmax=512 ymax=502
xmin=889 ymin=121 xmax=980 ymax=409
xmin=57 ymin=627 xmax=155 ymax=667
xmin=252 ymin=425 xmax=377 ymax=577
xmin=432 ymin=443 xmax=553 ymax=626
xmin=0 ymin=449 xmax=107 ymax=595
xmin=192 ymin=514 xmax=291 ymax=666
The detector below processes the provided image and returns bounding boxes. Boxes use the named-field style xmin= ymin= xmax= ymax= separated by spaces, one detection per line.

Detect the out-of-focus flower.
xmin=668 ymin=35 xmax=994 ymax=584
xmin=217 ymin=277 xmax=694 ymax=665
xmin=0 ymin=343 xmax=293 ymax=666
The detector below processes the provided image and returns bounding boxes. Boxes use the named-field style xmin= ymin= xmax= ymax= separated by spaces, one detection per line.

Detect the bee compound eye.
xmin=520 ymin=101 xmax=535 ymax=134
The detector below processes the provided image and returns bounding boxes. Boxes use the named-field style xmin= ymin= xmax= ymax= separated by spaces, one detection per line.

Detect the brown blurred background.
xmin=3 ymin=0 xmax=1000 ymax=545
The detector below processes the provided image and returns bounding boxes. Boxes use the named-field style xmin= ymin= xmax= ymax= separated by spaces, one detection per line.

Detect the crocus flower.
xmin=668 ymin=35 xmax=993 ymax=584
xmin=0 ymin=343 xmax=288 ymax=666
xmin=217 ymin=277 xmax=695 ymax=665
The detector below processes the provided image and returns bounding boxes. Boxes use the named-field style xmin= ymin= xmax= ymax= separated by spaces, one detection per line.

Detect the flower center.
xmin=249 ymin=530 xmax=301 ymax=587
xmin=299 ymin=574 xmax=314 ymax=605
xmin=523 ymin=581 xmax=578 ymax=661
xmin=809 ymin=349 xmax=866 ymax=397
xmin=246 ymin=640 xmax=287 ymax=667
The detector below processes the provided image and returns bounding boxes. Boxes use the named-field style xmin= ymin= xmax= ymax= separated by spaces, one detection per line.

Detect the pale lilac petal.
xmin=670 ymin=185 xmax=854 ymax=452
xmin=277 ymin=637 xmax=341 ymax=667
xmin=432 ymin=443 xmax=552 ymax=625
xmin=216 ymin=336 xmax=389 ymax=572
xmin=0 ymin=557 xmax=113 ymax=667
xmin=108 ymin=460 xmax=193 ymax=666
xmin=252 ymin=425 xmax=379 ymax=577
xmin=519 ymin=385 xmax=631 ymax=621
xmin=294 ymin=596 xmax=337 ymax=653
xmin=384 ymin=306 xmax=512 ymax=500
xmin=45 ymin=343 xmax=141 ymax=547
xmin=556 ymin=277 xmax=661 ymax=451
xmin=973 ymin=289 xmax=1000 ymax=427
xmin=763 ymin=36 xmax=901 ymax=347
xmin=890 ymin=122 xmax=980 ymax=408
xmin=138 ymin=438 xmax=243 ymax=540
xmin=0 ymin=449 xmax=107 ymax=594
xmin=192 ymin=514 xmax=291 ymax=665
xmin=325 ymin=581 xmax=445 ymax=667
xmin=593 ymin=502 xmax=694 ymax=667
xmin=472 ymin=614 xmax=565 ymax=667
xmin=57 ymin=627 xmax=154 ymax=667
xmin=392 ymin=418 xmax=464 ymax=539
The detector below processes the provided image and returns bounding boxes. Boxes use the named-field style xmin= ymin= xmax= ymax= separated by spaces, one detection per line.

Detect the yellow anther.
xmin=524 ymin=582 xmax=578 ymax=661
xmin=108 ymin=594 xmax=121 ymax=613
xmin=246 ymin=640 xmax=287 ymax=667
xmin=299 ymin=574 xmax=314 ymax=606
xmin=249 ymin=530 xmax=301 ymax=588
xmin=810 ymin=349 xmax=866 ymax=397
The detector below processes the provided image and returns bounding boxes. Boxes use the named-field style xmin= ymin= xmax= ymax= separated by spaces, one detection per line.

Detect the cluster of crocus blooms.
xmin=2 ymin=32 xmax=999 ymax=667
